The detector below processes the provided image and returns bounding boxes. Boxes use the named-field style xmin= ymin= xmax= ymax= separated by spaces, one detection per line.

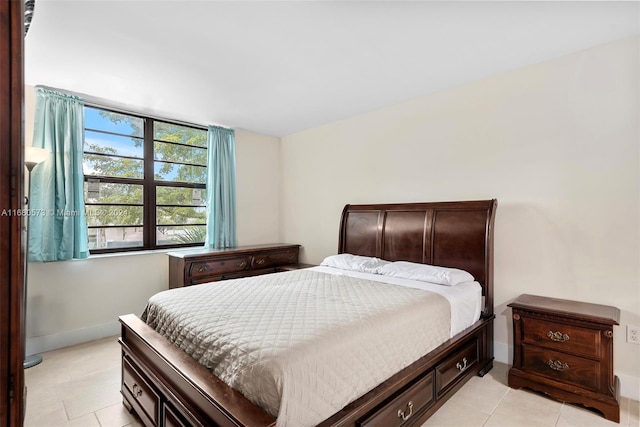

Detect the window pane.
xmin=85 ymin=107 xmax=144 ymax=137
xmin=83 ymin=106 xmax=209 ymax=253
xmin=156 ymin=207 xmax=206 ymax=226
xmin=154 ymin=141 xmax=206 ymax=166
xmin=84 ymin=181 xmax=143 ymax=204
xmin=154 ymin=122 xmax=207 ymax=148
xmin=156 ymin=186 xmax=206 ymax=207
xmin=85 ymin=205 xmax=143 ymax=227
xmin=157 ymin=225 xmax=206 ymax=245
xmin=85 ymin=130 xmax=143 ymax=159
xmin=88 ymin=227 xmax=143 ymax=250
xmin=154 ymin=162 xmax=206 ymax=183
xmin=84 ymin=154 xmax=144 ymax=179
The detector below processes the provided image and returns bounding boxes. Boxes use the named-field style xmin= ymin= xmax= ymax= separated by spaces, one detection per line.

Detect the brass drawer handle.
xmin=547 ymin=331 xmax=570 ymax=342
xmin=132 ymin=383 xmax=143 ymax=398
xmin=255 ymin=259 xmax=265 ymax=266
xmin=287 ymin=255 xmax=295 ymax=262
xmin=456 ymin=357 xmax=468 ymax=371
xmin=237 ymin=261 xmax=248 ymax=268
xmin=397 ymin=401 xmax=414 ymax=421
xmin=196 ymin=265 xmax=211 ymax=273
xmin=547 ymin=359 xmax=569 ymax=371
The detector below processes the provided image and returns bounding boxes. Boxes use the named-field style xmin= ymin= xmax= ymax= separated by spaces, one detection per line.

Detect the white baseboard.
xmin=494 ymin=341 xmax=639 ymax=401
xmin=494 ymin=340 xmax=510 ymax=365
xmin=617 ymin=373 xmax=640 ymax=402
xmin=25 ymin=321 xmax=120 ymax=356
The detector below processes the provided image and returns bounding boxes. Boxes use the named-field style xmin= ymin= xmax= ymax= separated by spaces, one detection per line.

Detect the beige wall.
xmin=280 ymin=37 xmax=639 ymax=397
xmin=24 ymin=85 xmax=281 ymax=353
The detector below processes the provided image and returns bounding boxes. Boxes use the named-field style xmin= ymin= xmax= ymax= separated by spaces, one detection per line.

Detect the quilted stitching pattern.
xmin=143 ymin=270 xmax=451 ymax=426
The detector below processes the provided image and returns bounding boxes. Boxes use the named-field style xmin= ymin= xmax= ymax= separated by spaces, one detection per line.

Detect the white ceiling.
xmin=25 ymin=1 xmax=639 ymax=137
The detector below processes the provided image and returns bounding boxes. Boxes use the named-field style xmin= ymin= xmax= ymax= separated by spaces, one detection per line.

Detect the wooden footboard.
xmin=119 ymin=314 xmax=276 ymax=427
xmin=119 ymin=313 xmax=493 ymax=427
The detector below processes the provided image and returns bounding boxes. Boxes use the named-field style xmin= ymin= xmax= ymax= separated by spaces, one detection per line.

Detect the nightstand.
xmin=508 ymin=294 xmax=620 ymax=422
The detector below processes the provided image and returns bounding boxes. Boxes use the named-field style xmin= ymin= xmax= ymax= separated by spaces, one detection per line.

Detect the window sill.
xmin=88 ymin=247 xmax=197 ymax=260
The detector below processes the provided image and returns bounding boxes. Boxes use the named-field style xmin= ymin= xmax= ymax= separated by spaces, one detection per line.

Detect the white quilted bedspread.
xmin=142 ymin=269 xmax=451 ymax=427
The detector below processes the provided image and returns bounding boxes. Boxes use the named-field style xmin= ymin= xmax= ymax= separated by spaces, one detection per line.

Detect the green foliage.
xmin=173 ymin=226 xmax=207 ymax=244
xmin=154 ymin=122 xmax=207 ymax=183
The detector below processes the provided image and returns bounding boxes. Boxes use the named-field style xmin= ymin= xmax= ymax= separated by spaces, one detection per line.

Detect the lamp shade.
xmin=25 ymin=146 xmax=49 ymax=171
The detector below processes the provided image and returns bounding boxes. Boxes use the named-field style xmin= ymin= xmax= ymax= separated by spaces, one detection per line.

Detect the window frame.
xmin=83 ymin=104 xmax=207 ymax=254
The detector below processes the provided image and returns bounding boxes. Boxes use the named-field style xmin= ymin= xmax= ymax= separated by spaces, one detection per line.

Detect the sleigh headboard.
xmin=338 ymin=199 xmax=497 ymax=316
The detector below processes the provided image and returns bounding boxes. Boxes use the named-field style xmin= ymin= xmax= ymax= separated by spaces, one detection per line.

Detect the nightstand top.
xmin=508 ymin=294 xmax=620 ymax=326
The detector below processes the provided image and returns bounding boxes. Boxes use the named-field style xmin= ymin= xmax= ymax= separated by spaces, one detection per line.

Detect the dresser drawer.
xmin=521 ymin=316 xmax=599 ymax=358
xmin=360 ymin=371 xmax=434 ymax=427
xmin=189 ymin=256 xmax=252 ymax=280
xmin=252 ymin=249 xmax=298 ymax=269
xmin=435 ymin=339 xmax=478 ymax=396
xmin=522 ymin=344 xmax=599 ymax=391
xmin=122 ymin=356 xmax=160 ymax=426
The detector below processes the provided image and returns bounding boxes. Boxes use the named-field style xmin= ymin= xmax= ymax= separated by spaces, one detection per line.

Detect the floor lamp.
xmin=24 ymin=146 xmax=49 ymax=369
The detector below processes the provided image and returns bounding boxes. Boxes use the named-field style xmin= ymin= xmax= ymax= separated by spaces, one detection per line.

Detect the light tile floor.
xmin=24 ymin=336 xmax=639 ymax=427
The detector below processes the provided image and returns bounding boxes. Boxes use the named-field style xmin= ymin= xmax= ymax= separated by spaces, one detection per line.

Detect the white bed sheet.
xmin=308 ymin=265 xmax=482 ymax=337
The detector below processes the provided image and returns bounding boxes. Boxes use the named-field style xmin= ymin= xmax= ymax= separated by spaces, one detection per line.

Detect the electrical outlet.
xmin=627 ymin=325 xmax=640 ymax=344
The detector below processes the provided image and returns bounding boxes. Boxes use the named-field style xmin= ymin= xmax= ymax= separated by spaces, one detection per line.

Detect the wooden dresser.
xmin=508 ymin=294 xmax=620 ymax=422
xmin=168 ymin=244 xmax=308 ymax=288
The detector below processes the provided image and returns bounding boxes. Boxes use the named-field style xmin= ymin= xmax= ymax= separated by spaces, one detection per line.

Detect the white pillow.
xmin=378 ymin=261 xmax=474 ymax=286
xmin=320 ymin=254 xmax=390 ymax=274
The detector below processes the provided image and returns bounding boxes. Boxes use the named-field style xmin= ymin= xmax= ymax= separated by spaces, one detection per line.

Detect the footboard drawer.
xmin=435 ymin=339 xmax=479 ymax=396
xmin=359 ymin=371 xmax=434 ymax=427
xmin=163 ymin=401 xmax=203 ymax=427
xmin=122 ymin=356 xmax=160 ymax=426
xmin=164 ymin=404 xmax=187 ymax=427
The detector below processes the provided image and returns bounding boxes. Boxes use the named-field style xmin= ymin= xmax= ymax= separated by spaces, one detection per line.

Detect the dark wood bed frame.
xmin=119 ymin=199 xmax=497 ymax=427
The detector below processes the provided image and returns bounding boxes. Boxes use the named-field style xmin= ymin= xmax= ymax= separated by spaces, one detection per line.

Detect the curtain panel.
xmin=205 ymin=126 xmax=237 ymax=248
xmin=28 ymin=88 xmax=89 ymax=261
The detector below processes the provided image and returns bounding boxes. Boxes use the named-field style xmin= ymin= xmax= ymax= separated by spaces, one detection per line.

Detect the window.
xmin=83 ymin=106 xmax=207 ymax=253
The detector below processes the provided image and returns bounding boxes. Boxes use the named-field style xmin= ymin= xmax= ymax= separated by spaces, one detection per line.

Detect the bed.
xmin=119 ymin=199 xmax=497 ymax=427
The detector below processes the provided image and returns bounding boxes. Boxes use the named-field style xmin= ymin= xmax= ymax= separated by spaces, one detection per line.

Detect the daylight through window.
xmin=83 ymin=106 xmax=207 ymax=253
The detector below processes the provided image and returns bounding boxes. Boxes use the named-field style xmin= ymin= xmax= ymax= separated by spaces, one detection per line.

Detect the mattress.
xmin=142 ymin=268 xmax=482 ymax=426
xmin=308 ymin=265 xmax=483 ymax=336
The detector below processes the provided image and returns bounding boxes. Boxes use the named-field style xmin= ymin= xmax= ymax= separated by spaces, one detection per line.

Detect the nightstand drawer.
xmin=252 ymin=249 xmax=298 ymax=269
xmin=360 ymin=371 xmax=434 ymax=427
xmin=522 ymin=344 xmax=599 ymax=391
xmin=435 ymin=339 xmax=478 ymax=396
xmin=189 ymin=256 xmax=252 ymax=279
xmin=521 ymin=317 xmax=599 ymax=358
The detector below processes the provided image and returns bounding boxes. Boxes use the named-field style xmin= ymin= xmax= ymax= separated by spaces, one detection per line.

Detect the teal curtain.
xmin=29 ymin=88 xmax=89 ymax=261
xmin=205 ymin=126 xmax=237 ymax=248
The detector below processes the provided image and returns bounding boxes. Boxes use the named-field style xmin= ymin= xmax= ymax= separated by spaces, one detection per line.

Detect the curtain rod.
xmin=34 ymin=85 xmax=231 ymax=131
